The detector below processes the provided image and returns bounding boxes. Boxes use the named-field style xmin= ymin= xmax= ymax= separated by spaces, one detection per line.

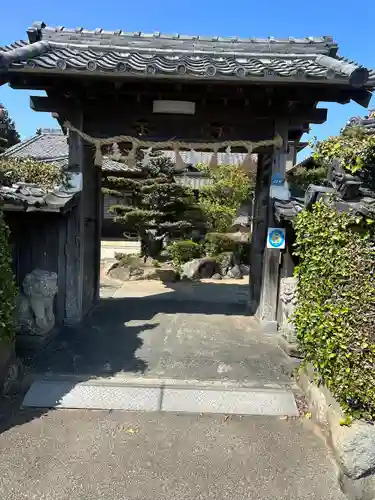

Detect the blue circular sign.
xmin=268 ymin=229 xmax=285 ymax=248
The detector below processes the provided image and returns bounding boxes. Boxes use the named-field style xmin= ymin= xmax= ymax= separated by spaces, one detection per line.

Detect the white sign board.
xmin=267 ymin=228 xmax=286 ymax=249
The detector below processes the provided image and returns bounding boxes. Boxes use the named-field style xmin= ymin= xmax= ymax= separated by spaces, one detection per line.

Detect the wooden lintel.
xmin=350 ymin=89 xmax=372 ymax=108
xmin=288 ymin=108 xmax=327 ymax=124
xmin=30 ymin=95 xmax=73 ymax=113
xmin=10 ymin=80 xmax=52 ymax=91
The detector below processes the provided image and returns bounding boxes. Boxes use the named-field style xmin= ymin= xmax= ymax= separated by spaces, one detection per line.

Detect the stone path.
xmin=23 ymin=278 xmax=299 ymax=414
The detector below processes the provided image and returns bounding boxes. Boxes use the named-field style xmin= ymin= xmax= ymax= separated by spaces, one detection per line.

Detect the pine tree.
xmin=103 ymin=151 xmax=206 ymax=259
xmin=0 ymin=104 xmax=20 ymax=153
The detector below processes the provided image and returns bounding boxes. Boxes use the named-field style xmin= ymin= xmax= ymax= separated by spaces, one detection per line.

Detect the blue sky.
xmin=1 ymin=0 xmax=374 ymax=160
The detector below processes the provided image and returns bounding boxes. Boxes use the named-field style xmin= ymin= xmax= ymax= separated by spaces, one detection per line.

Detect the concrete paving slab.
xmin=22 ymin=380 xmax=161 ymax=411
xmin=0 ymin=410 xmax=345 ymax=500
xmin=161 ymin=387 xmax=298 ymax=416
xmin=22 ymin=378 xmax=298 ymax=416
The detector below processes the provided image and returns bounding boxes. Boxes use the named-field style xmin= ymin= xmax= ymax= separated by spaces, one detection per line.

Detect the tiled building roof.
xmin=347 ymin=114 xmax=375 ymax=134
xmin=0 ymin=22 xmax=374 ymax=86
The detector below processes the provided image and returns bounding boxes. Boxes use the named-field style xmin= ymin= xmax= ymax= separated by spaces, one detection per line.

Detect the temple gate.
xmin=1 ymin=22 xmax=373 ymax=332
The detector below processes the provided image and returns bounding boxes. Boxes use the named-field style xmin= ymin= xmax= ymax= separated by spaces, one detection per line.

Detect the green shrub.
xmin=294 ymin=200 xmax=375 ymax=420
xmin=0 ymin=157 xmax=68 ymax=190
xmin=166 ymin=240 xmax=204 ymax=266
xmin=0 ymin=211 xmax=17 ymax=342
xmin=204 ymin=233 xmax=236 ymax=256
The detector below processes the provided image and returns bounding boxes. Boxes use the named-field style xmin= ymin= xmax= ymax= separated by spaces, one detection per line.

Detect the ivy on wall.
xmin=294 ymin=200 xmax=375 ymax=420
xmin=0 ymin=211 xmax=17 ymax=343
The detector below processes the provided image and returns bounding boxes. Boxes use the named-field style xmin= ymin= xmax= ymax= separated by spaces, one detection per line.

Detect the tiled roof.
xmin=347 ymin=115 xmax=375 ymax=134
xmin=273 ymin=198 xmax=304 ymax=222
xmin=2 ymin=129 xmax=68 ymax=160
xmin=0 ymin=176 xmax=81 ymax=213
xmin=0 ymin=22 xmax=374 ymax=86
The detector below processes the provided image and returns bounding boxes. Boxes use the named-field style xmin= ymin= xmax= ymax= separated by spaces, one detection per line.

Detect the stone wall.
xmin=298 ymin=365 xmax=375 ymax=500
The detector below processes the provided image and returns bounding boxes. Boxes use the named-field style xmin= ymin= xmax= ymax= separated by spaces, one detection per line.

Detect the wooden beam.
xmin=350 ymin=89 xmax=373 ymax=108
xmin=288 ymin=108 xmax=327 ymax=124
xmin=30 ymin=95 xmax=77 ymax=113
xmin=30 ymin=96 xmax=62 ymax=112
xmin=83 ymin=97 xmax=328 ymax=122
xmin=10 ymin=79 xmax=53 ymax=91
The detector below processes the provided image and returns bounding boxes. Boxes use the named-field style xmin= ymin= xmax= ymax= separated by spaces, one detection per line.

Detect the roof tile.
xmin=1 ymin=23 xmax=372 ymax=85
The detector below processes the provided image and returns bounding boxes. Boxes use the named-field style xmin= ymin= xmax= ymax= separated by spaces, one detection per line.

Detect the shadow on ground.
xmin=0 ymin=280 xmax=289 ymax=436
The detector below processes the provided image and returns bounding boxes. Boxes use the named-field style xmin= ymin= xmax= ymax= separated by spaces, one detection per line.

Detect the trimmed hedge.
xmin=166 ymin=240 xmax=204 ymax=266
xmin=0 ymin=211 xmax=17 ymax=342
xmin=204 ymin=233 xmax=236 ymax=256
xmin=294 ymin=200 xmax=375 ymax=420
xmin=205 ymin=233 xmax=250 ymax=265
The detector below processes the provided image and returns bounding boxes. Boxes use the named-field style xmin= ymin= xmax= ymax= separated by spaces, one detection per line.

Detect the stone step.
xmin=22 ymin=376 xmax=299 ymax=416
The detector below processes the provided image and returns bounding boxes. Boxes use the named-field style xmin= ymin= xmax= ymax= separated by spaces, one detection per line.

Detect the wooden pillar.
xmin=80 ymin=142 xmax=102 ymax=314
xmin=63 ymin=112 xmax=102 ymax=323
xmin=249 ymin=153 xmax=273 ymax=314
xmin=64 ymin=112 xmax=84 ymax=324
xmin=256 ymin=121 xmax=289 ymax=333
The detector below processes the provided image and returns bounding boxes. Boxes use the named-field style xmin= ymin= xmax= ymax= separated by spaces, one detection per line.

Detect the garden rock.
xmin=181 ymin=257 xmax=220 ymax=280
xmin=216 ymin=252 xmax=233 ymax=275
xmin=109 ymin=265 xmax=143 ymax=281
xmin=153 ymin=268 xmax=178 ymax=282
xmin=211 ymin=273 xmax=222 ymax=280
xmin=227 ymin=265 xmax=243 ymax=279
xmin=109 ymin=263 xmax=177 ymax=282
xmin=240 ymin=264 xmax=250 ymax=276
xmin=329 ymin=417 xmax=375 ymax=480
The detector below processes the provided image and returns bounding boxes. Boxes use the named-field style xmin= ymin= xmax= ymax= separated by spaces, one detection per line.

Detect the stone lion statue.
xmin=279 ymin=277 xmax=298 ymax=343
xmin=17 ymin=269 xmax=58 ymax=336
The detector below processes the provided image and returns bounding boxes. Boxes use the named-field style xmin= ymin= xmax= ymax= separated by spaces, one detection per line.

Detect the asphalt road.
xmin=0 ymin=409 xmax=345 ymax=500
